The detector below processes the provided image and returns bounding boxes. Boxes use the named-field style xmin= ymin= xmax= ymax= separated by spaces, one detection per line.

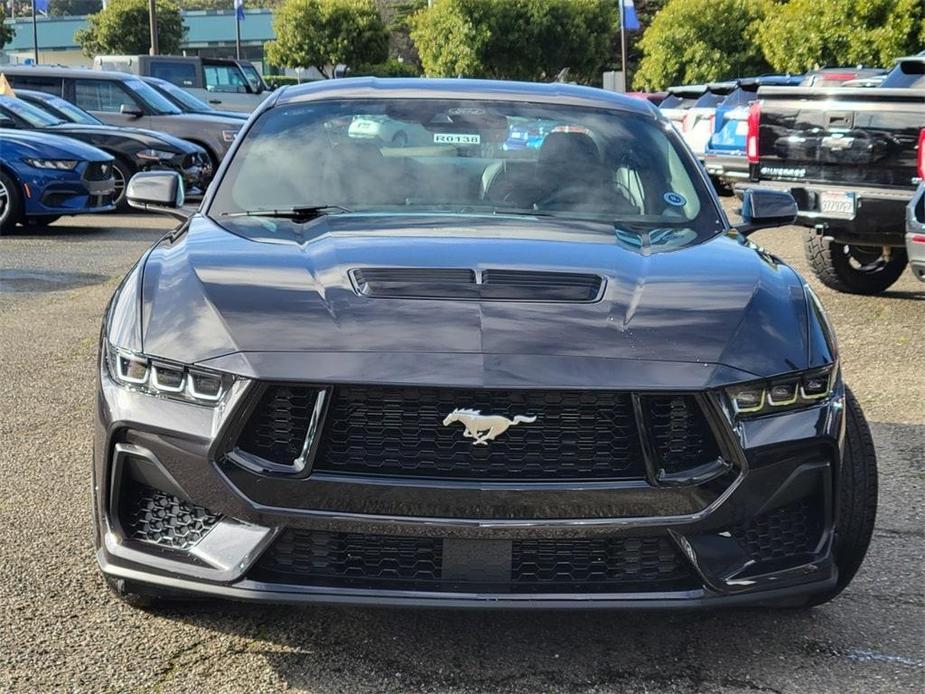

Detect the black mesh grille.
xmin=233 ymin=386 xmax=724 ymax=481
xmin=119 ymin=481 xmax=220 ymax=550
xmin=733 ymin=500 xmax=823 ymax=566
xmin=83 ymin=161 xmax=112 ymax=181
xmin=312 ymin=386 xmax=646 ymax=480
xmin=250 ymin=530 xmax=698 ymax=593
xmin=642 ymin=395 xmax=721 ymax=474
xmin=236 ymin=386 xmax=321 ymax=465
xmin=512 ymin=537 xmax=696 ymax=590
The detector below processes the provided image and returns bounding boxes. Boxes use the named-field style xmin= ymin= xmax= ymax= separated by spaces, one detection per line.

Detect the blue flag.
xmin=234 ymin=0 xmax=245 ymax=21
xmin=621 ymin=0 xmax=640 ymax=32
xmin=34 ymin=0 xmax=50 ymax=14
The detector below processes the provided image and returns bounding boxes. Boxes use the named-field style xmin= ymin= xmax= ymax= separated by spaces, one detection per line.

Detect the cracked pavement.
xmin=0 ymin=211 xmax=922 ymax=693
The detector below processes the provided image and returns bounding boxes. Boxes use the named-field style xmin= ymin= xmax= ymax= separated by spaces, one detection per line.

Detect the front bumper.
xmin=24 ymin=162 xmax=115 ymax=216
xmin=142 ymin=152 xmax=213 ymax=196
xmin=737 ymin=179 xmax=911 ymax=246
xmin=94 ymin=367 xmax=846 ymax=609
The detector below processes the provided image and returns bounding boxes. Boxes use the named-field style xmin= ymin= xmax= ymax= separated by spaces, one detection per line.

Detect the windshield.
xmin=881 ymin=60 xmax=925 ymax=88
xmin=153 ymin=79 xmax=214 ymax=112
xmin=123 ymin=78 xmax=182 ymax=115
xmin=38 ymin=94 xmax=102 ymax=125
xmin=210 ymin=98 xmax=717 ymax=241
xmin=240 ymin=63 xmax=264 ymax=93
xmin=0 ymin=95 xmax=64 ymax=126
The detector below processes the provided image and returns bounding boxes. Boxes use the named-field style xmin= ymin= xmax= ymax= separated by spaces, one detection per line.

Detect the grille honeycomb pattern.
xmin=236 ymin=386 xmax=321 ymax=465
xmin=512 ymin=536 xmax=695 ymax=590
xmin=643 ymin=395 xmax=720 ymax=475
xmin=250 ymin=531 xmax=698 ymax=593
xmin=120 ymin=482 xmax=220 ymax=550
xmin=312 ymin=386 xmax=646 ymax=480
xmin=733 ymin=500 xmax=823 ymax=564
xmin=251 ymin=529 xmax=443 ymax=589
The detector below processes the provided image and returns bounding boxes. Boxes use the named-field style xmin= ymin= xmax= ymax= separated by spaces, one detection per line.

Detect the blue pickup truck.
xmin=0 ymin=130 xmax=115 ymax=233
xmin=703 ymin=75 xmax=803 ymax=188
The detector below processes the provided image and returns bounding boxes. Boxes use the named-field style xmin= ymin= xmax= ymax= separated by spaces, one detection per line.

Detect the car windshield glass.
xmin=155 ymin=80 xmax=214 ymax=112
xmin=692 ymin=92 xmax=727 ymax=108
xmin=240 ymin=64 xmax=264 ymax=92
xmin=122 ymin=78 xmax=182 ymax=115
xmin=209 ymin=98 xmax=718 ymax=243
xmin=881 ymin=60 xmax=925 ymax=88
xmin=0 ymin=95 xmax=63 ymax=126
xmin=40 ymin=95 xmax=102 ymax=125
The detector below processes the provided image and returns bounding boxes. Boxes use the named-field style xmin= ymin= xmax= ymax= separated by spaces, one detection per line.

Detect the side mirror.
xmin=0 ymin=116 xmax=16 ymax=129
xmin=734 ymin=188 xmax=798 ymax=236
xmin=120 ymin=103 xmax=144 ymax=118
xmin=126 ymin=171 xmax=189 ymax=220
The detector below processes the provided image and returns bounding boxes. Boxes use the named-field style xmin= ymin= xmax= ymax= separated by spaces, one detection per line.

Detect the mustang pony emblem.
xmin=442 ymin=408 xmax=537 ymax=445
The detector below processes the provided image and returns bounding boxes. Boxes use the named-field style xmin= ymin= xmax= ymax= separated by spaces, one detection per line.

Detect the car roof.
xmin=274 ymin=77 xmax=658 ymax=117
xmin=0 ymin=64 xmax=133 ymax=81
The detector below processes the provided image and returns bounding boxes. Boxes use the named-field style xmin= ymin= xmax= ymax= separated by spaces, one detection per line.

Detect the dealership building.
xmin=1 ymin=9 xmax=277 ymax=70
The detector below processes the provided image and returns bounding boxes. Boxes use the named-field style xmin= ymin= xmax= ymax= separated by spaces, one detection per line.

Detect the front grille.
xmin=84 ymin=161 xmax=112 ymax=181
xmin=119 ymin=481 xmax=220 ymax=550
xmin=250 ymin=530 xmax=698 ymax=593
xmin=313 ymin=386 xmax=645 ymax=480
xmin=733 ymin=499 xmax=823 ymax=567
xmin=643 ymin=395 xmax=720 ymax=474
xmin=233 ymin=385 xmax=724 ymax=482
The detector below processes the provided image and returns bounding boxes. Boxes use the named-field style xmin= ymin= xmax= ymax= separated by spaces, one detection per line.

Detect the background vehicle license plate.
xmin=819 ymin=191 xmax=856 ymax=219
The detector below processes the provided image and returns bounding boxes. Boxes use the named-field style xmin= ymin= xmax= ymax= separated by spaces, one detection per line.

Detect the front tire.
xmin=804 ymin=387 xmax=878 ymax=607
xmin=111 ymin=158 xmax=134 ymax=211
xmin=804 ymin=231 xmax=908 ymax=294
xmin=0 ymin=170 xmax=24 ymax=235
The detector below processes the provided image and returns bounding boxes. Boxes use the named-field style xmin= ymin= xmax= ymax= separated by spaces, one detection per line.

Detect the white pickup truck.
xmin=94 ymin=55 xmax=272 ymax=113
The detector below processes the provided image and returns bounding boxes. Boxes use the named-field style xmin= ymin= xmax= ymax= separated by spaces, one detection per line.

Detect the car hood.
xmin=0 ymin=130 xmax=113 ymax=161
xmin=134 ymin=215 xmax=821 ymax=389
xmin=47 ymin=123 xmax=199 ymax=153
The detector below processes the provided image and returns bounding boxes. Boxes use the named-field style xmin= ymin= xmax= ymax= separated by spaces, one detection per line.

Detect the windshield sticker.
xmin=434 ymin=133 xmax=481 ymax=145
xmin=663 ymin=192 xmax=687 ymax=207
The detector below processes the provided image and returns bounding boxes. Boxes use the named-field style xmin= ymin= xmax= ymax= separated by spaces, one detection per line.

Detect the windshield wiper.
xmin=222 ymin=205 xmax=352 ymax=222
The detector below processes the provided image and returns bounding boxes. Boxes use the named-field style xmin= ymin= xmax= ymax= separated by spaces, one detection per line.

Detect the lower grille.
xmin=250 ymin=530 xmax=699 ymax=593
xmin=119 ymin=481 xmax=220 ymax=550
xmin=733 ymin=499 xmax=823 ymax=567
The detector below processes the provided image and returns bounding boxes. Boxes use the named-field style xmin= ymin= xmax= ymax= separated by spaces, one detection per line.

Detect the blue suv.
xmin=0 ymin=130 xmax=115 ymax=232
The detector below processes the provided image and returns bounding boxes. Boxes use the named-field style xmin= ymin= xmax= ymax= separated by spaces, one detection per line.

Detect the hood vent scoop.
xmin=350 ymin=268 xmax=603 ymax=302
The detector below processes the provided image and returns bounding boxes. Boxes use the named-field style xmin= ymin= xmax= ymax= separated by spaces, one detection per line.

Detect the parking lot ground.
xmin=0 ymin=213 xmax=923 ymax=693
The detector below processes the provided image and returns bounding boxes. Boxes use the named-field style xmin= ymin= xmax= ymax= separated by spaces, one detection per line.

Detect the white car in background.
xmin=347 ymin=115 xmax=433 ymax=147
xmin=680 ymin=82 xmax=736 ymax=159
xmin=658 ymin=85 xmax=706 ymax=137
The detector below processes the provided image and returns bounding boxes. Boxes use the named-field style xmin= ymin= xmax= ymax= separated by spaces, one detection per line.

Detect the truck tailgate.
xmin=755 ymin=87 xmax=924 ymax=188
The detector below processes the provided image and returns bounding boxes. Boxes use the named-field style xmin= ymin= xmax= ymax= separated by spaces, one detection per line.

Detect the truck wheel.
xmin=802 ymin=387 xmax=878 ymax=607
xmin=804 ymin=231 xmax=908 ymax=294
xmin=0 ymin=171 xmax=24 ymax=235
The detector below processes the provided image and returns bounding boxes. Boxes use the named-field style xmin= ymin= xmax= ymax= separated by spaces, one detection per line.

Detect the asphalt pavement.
xmin=0 ymin=212 xmax=922 ymax=693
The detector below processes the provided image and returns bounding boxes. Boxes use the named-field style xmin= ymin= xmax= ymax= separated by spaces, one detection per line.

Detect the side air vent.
xmin=350 ymin=267 xmax=604 ymax=302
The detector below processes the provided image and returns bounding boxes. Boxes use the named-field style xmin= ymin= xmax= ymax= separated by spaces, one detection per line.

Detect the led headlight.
xmin=221 ymin=129 xmax=239 ymax=143
xmin=726 ymin=365 xmax=837 ymax=417
xmin=24 ymin=158 xmax=79 ymax=170
xmin=105 ymin=343 xmax=230 ymax=405
xmin=137 ymin=148 xmax=178 ymax=161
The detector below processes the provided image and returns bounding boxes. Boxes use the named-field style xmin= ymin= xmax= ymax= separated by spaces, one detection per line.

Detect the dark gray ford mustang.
xmin=95 ymin=78 xmax=877 ymax=609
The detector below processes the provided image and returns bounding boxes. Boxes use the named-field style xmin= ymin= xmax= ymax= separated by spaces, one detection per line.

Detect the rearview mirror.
xmin=120 ymin=103 xmax=144 ymax=118
xmin=126 ymin=171 xmax=188 ymax=220
xmin=734 ymin=188 xmax=798 ymax=236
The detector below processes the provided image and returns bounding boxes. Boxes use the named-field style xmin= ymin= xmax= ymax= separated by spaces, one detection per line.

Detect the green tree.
xmin=265 ymin=0 xmax=389 ymax=77
xmin=634 ymin=0 xmax=772 ymax=89
xmin=409 ymin=0 xmax=618 ymax=83
xmin=0 ymin=7 xmax=14 ymax=50
xmin=756 ymin=0 xmax=925 ymax=73
xmin=75 ymin=0 xmax=186 ymax=58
